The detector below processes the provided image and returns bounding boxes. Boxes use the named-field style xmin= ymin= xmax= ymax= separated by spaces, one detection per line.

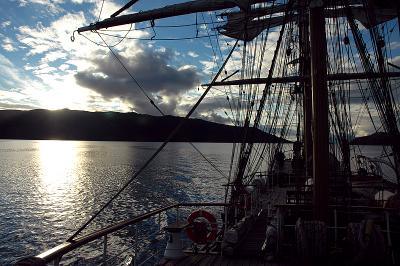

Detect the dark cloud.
xmin=178 ymin=95 xmax=236 ymax=124
xmin=75 ymin=46 xmax=200 ymax=115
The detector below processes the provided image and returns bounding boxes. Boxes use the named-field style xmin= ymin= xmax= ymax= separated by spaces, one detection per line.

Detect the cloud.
xmin=0 ymin=54 xmax=24 ymax=88
xmin=9 ymin=0 xmax=202 ymax=115
xmin=0 ymin=55 xmax=49 ymax=110
xmin=188 ymin=51 xmax=199 ymax=58
xmin=17 ymin=0 xmax=65 ymax=13
xmin=1 ymin=37 xmax=17 ymax=52
xmin=1 ymin=21 xmax=11 ymax=28
xmin=389 ymin=41 xmax=400 ymax=50
xmin=17 ymin=12 xmax=89 ymax=56
xmin=75 ymin=45 xmax=200 ymax=115
xmin=40 ymin=51 xmax=68 ymax=63
xmin=198 ymin=112 xmax=233 ymax=124
xmin=71 ymin=0 xmax=96 ymax=4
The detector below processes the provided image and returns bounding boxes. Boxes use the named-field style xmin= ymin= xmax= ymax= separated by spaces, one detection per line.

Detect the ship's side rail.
xmin=32 ymin=202 xmax=229 ymax=266
xmin=275 ymin=204 xmax=400 ymax=264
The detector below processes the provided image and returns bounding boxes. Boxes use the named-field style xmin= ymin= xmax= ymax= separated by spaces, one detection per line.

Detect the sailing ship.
xmin=16 ymin=0 xmax=400 ymax=265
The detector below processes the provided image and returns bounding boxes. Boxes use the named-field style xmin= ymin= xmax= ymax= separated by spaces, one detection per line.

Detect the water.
xmin=0 ymin=140 xmax=233 ymax=265
xmin=0 ymin=140 xmax=395 ymax=264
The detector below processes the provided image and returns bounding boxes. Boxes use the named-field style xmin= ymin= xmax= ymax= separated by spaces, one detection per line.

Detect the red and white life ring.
xmin=186 ymin=210 xmax=218 ymax=244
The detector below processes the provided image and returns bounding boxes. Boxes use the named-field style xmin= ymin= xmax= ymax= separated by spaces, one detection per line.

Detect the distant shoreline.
xmin=0 ymin=109 xmax=287 ymax=143
xmin=0 ymin=138 xmax=281 ymax=144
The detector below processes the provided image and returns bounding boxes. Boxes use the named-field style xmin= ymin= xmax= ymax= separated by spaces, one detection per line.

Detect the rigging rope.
xmin=97 ymin=0 xmax=105 ymax=22
xmin=96 ymin=32 xmax=165 ymax=115
xmin=235 ymin=0 xmax=293 ymax=184
xmin=80 ymin=23 xmax=133 ymax=48
xmin=96 ymin=30 xmax=229 ymax=181
xmin=67 ymin=40 xmax=238 ymax=241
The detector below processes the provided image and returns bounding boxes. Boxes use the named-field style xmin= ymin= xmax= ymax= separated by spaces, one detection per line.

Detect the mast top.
xmin=77 ymin=0 xmax=398 ymax=43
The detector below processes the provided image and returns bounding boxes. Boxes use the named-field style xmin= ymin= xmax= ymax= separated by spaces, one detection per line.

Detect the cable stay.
xmin=111 ymin=0 xmax=140 ymax=18
xmin=67 ymin=40 xmax=238 ymax=241
xmin=95 ymin=30 xmax=228 ymax=178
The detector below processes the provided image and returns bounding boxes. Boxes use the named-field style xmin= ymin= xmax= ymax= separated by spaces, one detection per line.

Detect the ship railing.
xmin=31 ymin=202 xmax=229 ymax=266
xmin=285 ymin=182 xmax=397 ymax=205
xmin=275 ymin=204 xmax=399 ymax=264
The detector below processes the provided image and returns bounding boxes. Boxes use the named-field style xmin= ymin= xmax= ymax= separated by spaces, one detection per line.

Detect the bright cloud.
xmin=188 ymin=51 xmax=199 ymax=58
xmin=7 ymin=0 xmax=200 ymax=115
xmin=2 ymin=37 xmax=17 ymax=52
xmin=1 ymin=21 xmax=11 ymax=28
xmin=17 ymin=0 xmax=65 ymax=13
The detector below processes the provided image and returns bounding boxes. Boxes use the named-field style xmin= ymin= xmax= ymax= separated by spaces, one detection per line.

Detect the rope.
xmin=67 ymin=40 xmax=238 ymax=241
xmin=189 ymin=143 xmax=228 ymax=179
xmin=96 ymin=31 xmax=229 ymax=179
xmin=95 ymin=31 xmax=220 ymax=41
xmin=97 ymin=0 xmax=105 ymax=22
xmin=79 ymin=23 xmax=133 ymax=48
xmin=96 ymin=32 xmax=165 ymax=115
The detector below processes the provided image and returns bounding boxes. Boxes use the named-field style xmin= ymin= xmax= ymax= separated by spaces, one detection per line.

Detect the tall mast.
xmin=309 ymin=0 xmax=329 ymax=222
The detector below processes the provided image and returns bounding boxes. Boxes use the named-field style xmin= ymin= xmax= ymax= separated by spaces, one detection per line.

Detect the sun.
xmin=40 ymin=88 xmax=75 ymax=110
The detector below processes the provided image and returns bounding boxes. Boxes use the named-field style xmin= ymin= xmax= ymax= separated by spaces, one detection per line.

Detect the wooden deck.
xmin=161 ymin=254 xmax=290 ymax=266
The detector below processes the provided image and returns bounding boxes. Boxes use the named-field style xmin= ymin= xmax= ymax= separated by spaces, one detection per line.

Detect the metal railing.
xmin=275 ymin=204 xmax=399 ymax=264
xmin=33 ymin=202 xmax=229 ymax=265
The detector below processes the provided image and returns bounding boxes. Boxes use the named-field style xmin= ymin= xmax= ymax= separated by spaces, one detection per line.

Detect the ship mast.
xmin=77 ymin=0 xmax=400 ymax=220
xmin=309 ymin=0 xmax=329 ymax=221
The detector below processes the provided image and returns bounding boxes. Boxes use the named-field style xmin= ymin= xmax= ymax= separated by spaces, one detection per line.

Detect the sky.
xmin=0 ymin=0 xmax=238 ymax=122
xmin=0 ymin=0 xmax=399 ymax=136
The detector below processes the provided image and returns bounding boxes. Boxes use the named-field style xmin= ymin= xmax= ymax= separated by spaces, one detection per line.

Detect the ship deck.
xmin=161 ymin=254 xmax=290 ymax=266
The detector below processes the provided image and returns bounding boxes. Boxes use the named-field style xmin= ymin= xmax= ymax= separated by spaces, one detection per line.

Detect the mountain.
xmin=0 ymin=109 xmax=286 ymax=143
xmin=350 ymin=132 xmax=400 ymax=146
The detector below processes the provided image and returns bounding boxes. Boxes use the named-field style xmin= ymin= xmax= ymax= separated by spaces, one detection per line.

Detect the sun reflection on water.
xmin=39 ymin=140 xmax=78 ymax=194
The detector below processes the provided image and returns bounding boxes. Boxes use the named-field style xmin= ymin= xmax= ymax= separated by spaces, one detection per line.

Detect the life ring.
xmin=186 ymin=210 xmax=218 ymax=244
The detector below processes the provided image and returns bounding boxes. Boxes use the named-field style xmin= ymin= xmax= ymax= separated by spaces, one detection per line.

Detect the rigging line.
xmin=206 ymin=89 xmax=235 ymax=124
xmin=346 ymin=37 xmax=396 ymax=170
xmin=247 ymin=7 xmax=283 ymax=172
xmin=388 ymin=62 xmax=400 ymax=71
xmin=80 ymin=23 xmax=133 ymax=48
xmin=68 ymin=40 xmax=238 ymax=242
xmin=97 ymin=0 xmax=105 ymax=22
xmin=201 ymin=12 xmax=219 ymax=77
xmin=212 ymin=30 xmax=238 ymax=118
xmin=190 ymin=143 xmax=228 ymax=179
xmin=256 ymin=33 xmax=289 ymax=159
xmin=248 ymin=91 xmax=289 ymax=176
xmin=98 ymin=31 xmax=221 ymax=41
xmin=236 ymin=0 xmax=292 ymax=182
xmin=225 ymin=141 xmax=237 ymax=204
xmin=93 ymin=37 xmax=229 ymax=182
xmin=97 ymin=32 xmax=228 ymax=181
xmin=98 ymin=21 xmax=226 ymax=32
xmin=363 ymin=2 xmax=398 ymax=134
xmin=111 ymin=0 xmax=140 ymax=18
xmin=96 ymin=32 xmax=165 ymax=115
xmin=209 ymin=12 xmax=224 ymax=60
xmin=208 ymin=12 xmax=238 ymax=111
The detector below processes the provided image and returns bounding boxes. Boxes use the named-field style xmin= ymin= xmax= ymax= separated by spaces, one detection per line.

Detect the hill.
xmin=351 ymin=132 xmax=400 ymax=146
xmin=0 ymin=109 xmax=286 ymax=143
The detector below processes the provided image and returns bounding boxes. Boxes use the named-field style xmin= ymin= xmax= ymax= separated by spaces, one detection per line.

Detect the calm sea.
xmin=0 ymin=140 xmax=233 ymax=265
xmin=0 ymin=140 xmax=393 ymax=265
